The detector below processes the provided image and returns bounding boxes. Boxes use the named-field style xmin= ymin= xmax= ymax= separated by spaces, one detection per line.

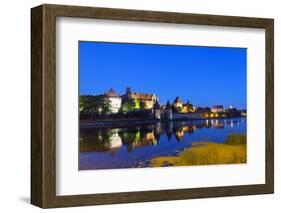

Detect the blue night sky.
xmin=79 ymin=41 xmax=247 ymax=109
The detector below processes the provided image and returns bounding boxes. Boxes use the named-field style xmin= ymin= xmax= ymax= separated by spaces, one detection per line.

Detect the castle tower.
xmin=106 ymin=88 xmax=121 ymax=113
xmin=126 ymin=86 xmax=132 ymax=95
xmin=153 ymin=100 xmax=161 ymax=119
xmin=165 ymin=101 xmax=173 ymax=120
xmin=173 ymin=96 xmax=183 ymax=109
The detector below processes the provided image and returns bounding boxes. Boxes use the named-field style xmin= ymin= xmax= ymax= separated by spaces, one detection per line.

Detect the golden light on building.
xmin=182 ymin=105 xmax=188 ymax=112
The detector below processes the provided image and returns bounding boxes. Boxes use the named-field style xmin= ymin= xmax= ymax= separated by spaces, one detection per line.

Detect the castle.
xmin=103 ymin=87 xmax=158 ymax=113
xmin=105 ymin=88 xmax=122 ymax=113
xmin=107 ymin=87 xmax=198 ymax=120
xmin=80 ymin=89 xmax=244 ymax=120
xmin=121 ymin=87 xmax=157 ymax=109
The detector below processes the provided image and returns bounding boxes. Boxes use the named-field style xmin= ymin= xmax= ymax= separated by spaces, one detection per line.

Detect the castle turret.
xmin=105 ymin=88 xmax=121 ymax=113
xmin=126 ymin=86 xmax=132 ymax=95
xmin=165 ymin=101 xmax=173 ymax=120
xmin=173 ymin=96 xmax=183 ymax=109
xmin=153 ymin=100 xmax=161 ymax=119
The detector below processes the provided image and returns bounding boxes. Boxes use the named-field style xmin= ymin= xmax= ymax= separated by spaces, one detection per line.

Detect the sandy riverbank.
xmin=150 ymin=134 xmax=246 ymax=167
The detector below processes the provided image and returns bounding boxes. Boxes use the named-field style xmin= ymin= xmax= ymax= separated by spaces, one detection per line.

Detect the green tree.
xmin=177 ymin=106 xmax=182 ymax=113
xmin=120 ymin=100 xmax=135 ymax=113
xmin=79 ymin=95 xmax=112 ymax=115
xmin=101 ymin=98 xmax=112 ymax=115
xmin=89 ymin=95 xmax=104 ymax=114
xmin=79 ymin=96 xmax=85 ymax=112
xmin=134 ymin=99 xmax=140 ymax=109
xmin=140 ymin=101 xmax=147 ymax=110
xmin=79 ymin=96 xmax=95 ymax=113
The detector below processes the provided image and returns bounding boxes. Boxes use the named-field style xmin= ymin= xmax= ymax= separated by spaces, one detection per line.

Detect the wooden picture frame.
xmin=31 ymin=4 xmax=274 ymax=208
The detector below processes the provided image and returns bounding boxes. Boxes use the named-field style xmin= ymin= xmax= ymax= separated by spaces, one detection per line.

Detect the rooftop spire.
xmin=126 ymin=86 xmax=132 ymax=95
xmin=166 ymin=101 xmax=171 ymax=109
xmin=106 ymin=88 xmax=119 ymax=97
xmin=154 ymin=100 xmax=160 ymax=109
xmin=173 ymin=96 xmax=182 ymax=104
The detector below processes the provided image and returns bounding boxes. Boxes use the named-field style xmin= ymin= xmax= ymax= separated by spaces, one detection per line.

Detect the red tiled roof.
xmin=173 ymin=96 xmax=182 ymax=104
xmin=128 ymin=93 xmax=155 ymax=101
xmin=106 ymin=88 xmax=119 ymax=97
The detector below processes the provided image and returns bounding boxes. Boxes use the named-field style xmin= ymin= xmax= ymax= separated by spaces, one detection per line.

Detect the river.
xmin=79 ymin=117 xmax=246 ymax=170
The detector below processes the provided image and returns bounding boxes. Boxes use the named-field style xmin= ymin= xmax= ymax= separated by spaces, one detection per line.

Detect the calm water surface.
xmin=79 ymin=117 xmax=246 ymax=170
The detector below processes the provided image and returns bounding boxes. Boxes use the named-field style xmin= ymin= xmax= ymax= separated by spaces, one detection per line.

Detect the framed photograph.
xmin=31 ymin=4 xmax=274 ymax=208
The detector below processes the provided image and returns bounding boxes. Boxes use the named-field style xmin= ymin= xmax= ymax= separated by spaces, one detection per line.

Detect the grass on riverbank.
xmin=150 ymin=134 xmax=246 ymax=167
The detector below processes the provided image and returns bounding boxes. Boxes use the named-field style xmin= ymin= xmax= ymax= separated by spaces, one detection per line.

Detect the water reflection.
xmin=79 ymin=118 xmax=246 ymax=170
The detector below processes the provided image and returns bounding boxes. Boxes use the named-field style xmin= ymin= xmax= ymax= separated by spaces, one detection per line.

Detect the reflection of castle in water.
xmin=80 ymin=118 xmax=244 ymax=154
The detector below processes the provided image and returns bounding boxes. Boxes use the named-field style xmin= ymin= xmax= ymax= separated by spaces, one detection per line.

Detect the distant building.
xmin=105 ymin=88 xmax=122 ymax=113
xmin=195 ymin=107 xmax=211 ymax=118
xmin=197 ymin=107 xmax=211 ymax=113
xmin=182 ymin=100 xmax=196 ymax=113
xmin=225 ymin=107 xmax=238 ymax=113
xmin=211 ymin=105 xmax=224 ymax=113
xmin=225 ymin=107 xmax=245 ymax=117
xmin=173 ymin=96 xmax=183 ymax=109
xmin=122 ymin=87 xmax=157 ymax=109
xmin=173 ymin=112 xmax=203 ymax=119
xmin=241 ymin=109 xmax=247 ymax=117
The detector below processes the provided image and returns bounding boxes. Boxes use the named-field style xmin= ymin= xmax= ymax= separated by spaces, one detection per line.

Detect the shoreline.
xmin=80 ymin=116 xmax=246 ymax=128
xmin=150 ymin=141 xmax=246 ymax=167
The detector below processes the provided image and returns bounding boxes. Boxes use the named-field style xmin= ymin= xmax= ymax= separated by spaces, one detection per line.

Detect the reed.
xmin=150 ymin=134 xmax=246 ymax=167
